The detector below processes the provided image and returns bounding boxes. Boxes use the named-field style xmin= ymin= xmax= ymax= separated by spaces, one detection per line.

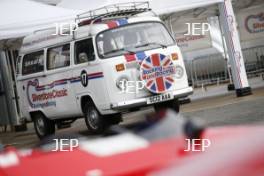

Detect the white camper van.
xmin=16 ymin=2 xmax=193 ymax=138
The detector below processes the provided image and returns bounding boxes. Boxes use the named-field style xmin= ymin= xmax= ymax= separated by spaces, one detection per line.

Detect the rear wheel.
xmin=84 ymin=102 xmax=106 ymax=133
xmin=154 ymin=99 xmax=180 ymax=113
xmin=33 ymin=113 xmax=55 ymax=139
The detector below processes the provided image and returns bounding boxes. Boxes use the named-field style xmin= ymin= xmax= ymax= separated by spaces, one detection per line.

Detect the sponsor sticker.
xmin=245 ymin=13 xmax=264 ymax=33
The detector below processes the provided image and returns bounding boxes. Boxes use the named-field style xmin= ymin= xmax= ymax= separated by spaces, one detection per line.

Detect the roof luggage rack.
xmin=76 ymin=2 xmax=152 ymax=26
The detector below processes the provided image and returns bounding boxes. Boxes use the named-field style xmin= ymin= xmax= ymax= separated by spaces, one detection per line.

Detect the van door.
xmin=72 ymin=38 xmax=109 ymax=114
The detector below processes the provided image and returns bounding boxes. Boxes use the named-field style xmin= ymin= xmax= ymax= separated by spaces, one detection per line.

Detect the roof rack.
xmin=75 ymin=2 xmax=151 ymax=26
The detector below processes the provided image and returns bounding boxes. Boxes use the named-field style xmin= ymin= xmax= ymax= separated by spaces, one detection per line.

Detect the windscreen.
xmin=96 ymin=22 xmax=175 ymax=58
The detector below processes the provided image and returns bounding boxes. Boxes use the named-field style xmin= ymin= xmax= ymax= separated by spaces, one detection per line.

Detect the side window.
xmin=47 ymin=44 xmax=70 ymax=70
xmin=75 ymin=38 xmax=95 ymax=64
xmin=22 ymin=51 xmax=44 ymax=75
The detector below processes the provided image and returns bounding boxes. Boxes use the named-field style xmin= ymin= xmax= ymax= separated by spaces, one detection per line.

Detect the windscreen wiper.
xmin=104 ymin=48 xmax=135 ymax=55
xmin=135 ymin=42 xmax=167 ymax=48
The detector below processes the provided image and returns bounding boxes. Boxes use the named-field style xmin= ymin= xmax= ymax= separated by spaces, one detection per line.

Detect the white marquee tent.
xmin=58 ymin=0 xmax=223 ymax=15
xmin=0 ymin=0 xmax=81 ymax=41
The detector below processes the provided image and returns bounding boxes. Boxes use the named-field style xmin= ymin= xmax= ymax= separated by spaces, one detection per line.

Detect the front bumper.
xmin=111 ymin=87 xmax=193 ymax=110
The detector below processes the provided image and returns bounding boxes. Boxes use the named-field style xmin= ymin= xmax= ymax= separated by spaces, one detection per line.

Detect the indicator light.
xmin=171 ymin=53 xmax=178 ymax=60
xmin=116 ymin=63 xmax=125 ymax=72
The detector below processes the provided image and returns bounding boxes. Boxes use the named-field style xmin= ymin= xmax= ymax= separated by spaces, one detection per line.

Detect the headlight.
xmin=116 ymin=76 xmax=129 ymax=90
xmin=175 ymin=65 xmax=184 ymax=79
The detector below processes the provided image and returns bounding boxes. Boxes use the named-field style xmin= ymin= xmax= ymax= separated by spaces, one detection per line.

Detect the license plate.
xmin=147 ymin=92 xmax=173 ymax=104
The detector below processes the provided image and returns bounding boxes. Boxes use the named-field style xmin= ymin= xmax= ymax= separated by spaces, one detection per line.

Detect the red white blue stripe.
xmin=30 ymin=72 xmax=103 ymax=91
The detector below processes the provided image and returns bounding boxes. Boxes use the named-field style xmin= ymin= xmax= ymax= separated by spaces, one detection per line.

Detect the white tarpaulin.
xmin=0 ymin=0 xmax=224 ymax=41
xmin=0 ymin=0 xmax=81 ymax=40
xmin=58 ymin=0 xmax=223 ymax=15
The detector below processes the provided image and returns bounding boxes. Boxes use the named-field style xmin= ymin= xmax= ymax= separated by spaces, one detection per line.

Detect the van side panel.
xmin=34 ymin=68 xmax=79 ymax=119
xmin=71 ymin=62 xmax=112 ymax=115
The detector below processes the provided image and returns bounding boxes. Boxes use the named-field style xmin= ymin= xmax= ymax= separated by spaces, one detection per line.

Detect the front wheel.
xmin=154 ymin=99 xmax=180 ymax=113
xmin=84 ymin=102 xmax=106 ymax=133
xmin=33 ymin=113 xmax=55 ymax=139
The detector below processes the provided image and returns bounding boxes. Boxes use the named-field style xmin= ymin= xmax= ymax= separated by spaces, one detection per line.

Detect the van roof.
xmin=20 ymin=15 xmax=161 ymax=54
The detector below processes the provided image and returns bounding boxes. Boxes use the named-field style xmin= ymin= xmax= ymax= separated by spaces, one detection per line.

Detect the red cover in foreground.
xmin=0 ymin=126 xmax=264 ymax=176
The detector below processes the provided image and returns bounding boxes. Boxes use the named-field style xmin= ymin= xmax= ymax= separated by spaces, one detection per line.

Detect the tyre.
xmin=154 ymin=99 xmax=180 ymax=113
xmin=33 ymin=113 xmax=55 ymax=139
xmin=84 ymin=101 xmax=106 ymax=133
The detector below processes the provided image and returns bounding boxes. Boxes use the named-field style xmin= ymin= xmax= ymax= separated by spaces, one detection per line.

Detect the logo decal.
xmin=81 ymin=70 xmax=88 ymax=87
xmin=27 ymin=79 xmax=68 ymax=108
xmin=245 ymin=13 xmax=264 ymax=33
xmin=140 ymin=53 xmax=176 ymax=94
xmin=26 ymin=72 xmax=104 ymax=108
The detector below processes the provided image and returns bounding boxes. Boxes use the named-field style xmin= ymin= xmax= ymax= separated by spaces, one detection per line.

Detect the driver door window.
xmin=75 ymin=38 xmax=95 ymax=64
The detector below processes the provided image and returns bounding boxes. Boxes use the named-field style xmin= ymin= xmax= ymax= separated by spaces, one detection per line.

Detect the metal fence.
xmin=185 ymin=53 xmax=229 ymax=87
xmin=185 ymin=45 xmax=264 ymax=87
xmin=243 ymin=46 xmax=264 ymax=77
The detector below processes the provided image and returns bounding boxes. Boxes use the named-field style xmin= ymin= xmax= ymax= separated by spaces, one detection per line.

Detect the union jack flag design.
xmin=124 ymin=51 xmax=146 ymax=64
xmin=106 ymin=19 xmax=128 ymax=29
xmin=140 ymin=53 xmax=175 ymax=94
